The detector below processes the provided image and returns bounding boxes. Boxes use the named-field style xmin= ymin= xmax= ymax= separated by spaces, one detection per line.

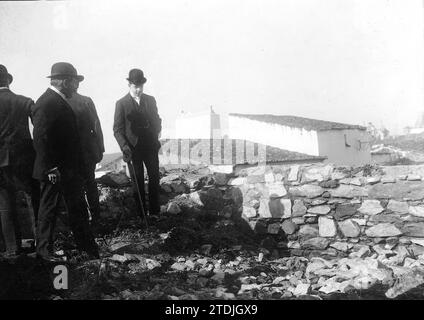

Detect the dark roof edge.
xmin=229 ymin=113 xmax=367 ymax=131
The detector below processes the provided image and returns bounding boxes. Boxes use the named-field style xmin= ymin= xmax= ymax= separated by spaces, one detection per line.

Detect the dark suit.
xmin=32 ymin=88 xmax=98 ymax=258
xmin=113 ymin=93 xmax=162 ymax=215
xmin=67 ymin=93 xmax=104 ymax=219
xmin=0 ymin=88 xmax=39 ymax=254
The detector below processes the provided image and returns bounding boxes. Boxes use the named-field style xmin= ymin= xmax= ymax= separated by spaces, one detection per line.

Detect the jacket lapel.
xmin=125 ymin=93 xmax=140 ymax=112
xmin=126 ymin=93 xmax=149 ymax=116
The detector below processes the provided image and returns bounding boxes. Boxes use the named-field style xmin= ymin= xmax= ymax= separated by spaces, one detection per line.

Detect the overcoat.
xmin=113 ymin=93 xmax=162 ymax=152
xmin=31 ymin=88 xmax=83 ymax=181
xmin=67 ymin=93 xmax=104 ymax=164
xmin=0 ymin=88 xmax=35 ymax=171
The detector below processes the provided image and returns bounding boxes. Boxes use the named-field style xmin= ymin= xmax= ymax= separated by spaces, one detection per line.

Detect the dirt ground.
xmin=2 ymin=206 xmax=424 ymax=300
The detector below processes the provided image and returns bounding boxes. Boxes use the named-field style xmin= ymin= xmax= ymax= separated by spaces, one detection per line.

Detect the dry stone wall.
xmin=220 ymin=163 xmax=424 ymax=257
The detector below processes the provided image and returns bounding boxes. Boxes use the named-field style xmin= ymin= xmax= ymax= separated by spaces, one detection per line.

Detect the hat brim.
xmin=127 ymin=77 xmax=147 ymax=85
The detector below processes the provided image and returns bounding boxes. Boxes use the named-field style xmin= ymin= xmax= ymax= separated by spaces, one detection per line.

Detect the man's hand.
xmin=47 ymin=168 xmax=61 ymax=184
xmin=122 ymin=145 xmax=132 ymax=163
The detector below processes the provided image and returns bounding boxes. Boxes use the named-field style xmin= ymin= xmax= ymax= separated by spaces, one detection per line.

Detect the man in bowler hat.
xmin=32 ymin=62 xmax=99 ymax=261
xmin=0 ymin=64 xmax=39 ymax=257
xmin=113 ymin=69 xmax=162 ymax=217
xmin=66 ymin=80 xmax=104 ymax=229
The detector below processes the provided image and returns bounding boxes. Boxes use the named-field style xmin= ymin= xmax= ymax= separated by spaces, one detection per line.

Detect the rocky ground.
xmin=2 ymin=168 xmax=424 ymax=300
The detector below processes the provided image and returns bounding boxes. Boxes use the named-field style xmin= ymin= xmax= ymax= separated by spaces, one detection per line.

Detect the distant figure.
xmin=32 ymin=62 xmax=99 ymax=262
xmin=0 ymin=64 xmax=39 ymax=258
xmin=113 ymin=69 xmax=162 ymax=216
xmin=67 ymin=89 xmax=104 ymax=227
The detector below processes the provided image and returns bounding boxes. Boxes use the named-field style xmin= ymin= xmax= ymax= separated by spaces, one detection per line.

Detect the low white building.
xmin=405 ymin=127 xmax=424 ymax=135
xmin=227 ymin=113 xmax=372 ymax=165
xmin=175 ymin=107 xmax=221 ymax=139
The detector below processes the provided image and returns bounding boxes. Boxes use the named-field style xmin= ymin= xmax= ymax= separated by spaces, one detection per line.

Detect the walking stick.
xmin=128 ymin=160 xmax=149 ymax=229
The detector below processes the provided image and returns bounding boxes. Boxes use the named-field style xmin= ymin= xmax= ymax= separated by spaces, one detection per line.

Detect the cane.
xmin=128 ymin=160 xmax=149 ymax=229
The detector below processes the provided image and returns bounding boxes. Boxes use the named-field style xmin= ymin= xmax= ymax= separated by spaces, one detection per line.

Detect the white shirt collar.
xmin=129 ymin=91 xmax=141 ymax=103
xmin=0 ymin=87 xmax=9 ymax=90
xmin=49 ymin=86 xmax=67 ymax=101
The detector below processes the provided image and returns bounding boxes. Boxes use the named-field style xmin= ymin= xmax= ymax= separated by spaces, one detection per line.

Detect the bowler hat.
xmin=0 ymin=64 xmax=13 ymax=84
xmin=47 ymin=62 xmax=84 ymax=81
xmin=126 ymin=69 xmax=147 ymax=85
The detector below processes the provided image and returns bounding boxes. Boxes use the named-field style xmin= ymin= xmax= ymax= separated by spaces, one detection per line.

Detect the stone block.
xmin=289 ymin=184 xmax=325 ymax=198
xmin=332 ymin=204 xmax=358 ymax=220
xmin=409 ymin=206 xmax=424 ymax=218
xmin=258 ymin=199 xmax=272 ymax=218
xmin=318 ymin=217 xmax=337 ymax=237
xmin=307 ymin=205 xmax=331 ymax=215
xmin=365 ymin=223 xmax=403 ymax=237
xmin=358 ymin=200 xmax=384 ymax=215
xmin=281 ymin=219 xmax=298 ymax=235
xmin=387 ymin=200 xmax=409 ymax=214
xmin=319 ymin=180 xmax=339 ymax=189
xmin=401 ymin=223 xmax=424 ymax=237
xmin=298 ymin=225 xmax=319 ymax=239
xmin=242 ymin=206 xmax=257 ymax=219
xmin=338 ymin=219 xmax=361 ymax=238
xmin=302 ymin=237 xmax=331 ymax=250
xmin=267 ymin=182 xmax=287 ymax=198
xmin=292 ymin=199 xmax=307 ymax=217
xmin=328 ymin=185 xmax=368 ymax=198
xmin=292 ymin=217 xmax=305 ymax=225
xmin=288 ymin=165 xmax=300 ymax=181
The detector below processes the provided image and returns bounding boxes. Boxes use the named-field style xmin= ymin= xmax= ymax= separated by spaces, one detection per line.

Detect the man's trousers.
xmin=83 ymin=161 xmax=101 ymax=220
xmin=0 ymin=166 xmax=39 ymax=254
xmin=36 ymin=175 xmax=98 ymax=258
xmin=129 ymin=145 xmax=160 ymax=216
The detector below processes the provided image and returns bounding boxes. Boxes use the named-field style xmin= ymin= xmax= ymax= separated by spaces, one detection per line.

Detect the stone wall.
xmin=228 ymin=163 xmax=424 ymax=257
xmin=161 ymin=163 xmax=424 ymax=260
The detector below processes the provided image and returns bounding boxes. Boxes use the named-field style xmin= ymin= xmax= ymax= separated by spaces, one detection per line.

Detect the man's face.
xmin=129 ymin=82 xmax=143 ymax=97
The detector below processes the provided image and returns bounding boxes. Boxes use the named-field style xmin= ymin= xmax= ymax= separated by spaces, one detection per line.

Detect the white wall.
xmin=227 ymin=116 xmax=320 ymax=156
xmin=175 ymin=113 xmax=211 ymax=139
xmin=175 ymin=112 xmax=221 ymax=139
xmin=410 ymin=128 xmax=424 ymax=134
xmin=317 ymin=129 xmax=372 ymax=165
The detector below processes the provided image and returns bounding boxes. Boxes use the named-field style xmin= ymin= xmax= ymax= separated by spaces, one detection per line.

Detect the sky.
xmin=1 ymin=0 xmax=423 ymax=153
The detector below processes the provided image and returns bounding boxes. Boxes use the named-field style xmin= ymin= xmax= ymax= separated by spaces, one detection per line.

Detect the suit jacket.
xmin=113 ymin=93 xmax=162 ymax=152
xmin=31 ymin=88 xmax=83 ymax=181
xmin=0 ymin=88 xmax=35 ymax=170
xmin=67 ymin=93 xmax=105 ymax=164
